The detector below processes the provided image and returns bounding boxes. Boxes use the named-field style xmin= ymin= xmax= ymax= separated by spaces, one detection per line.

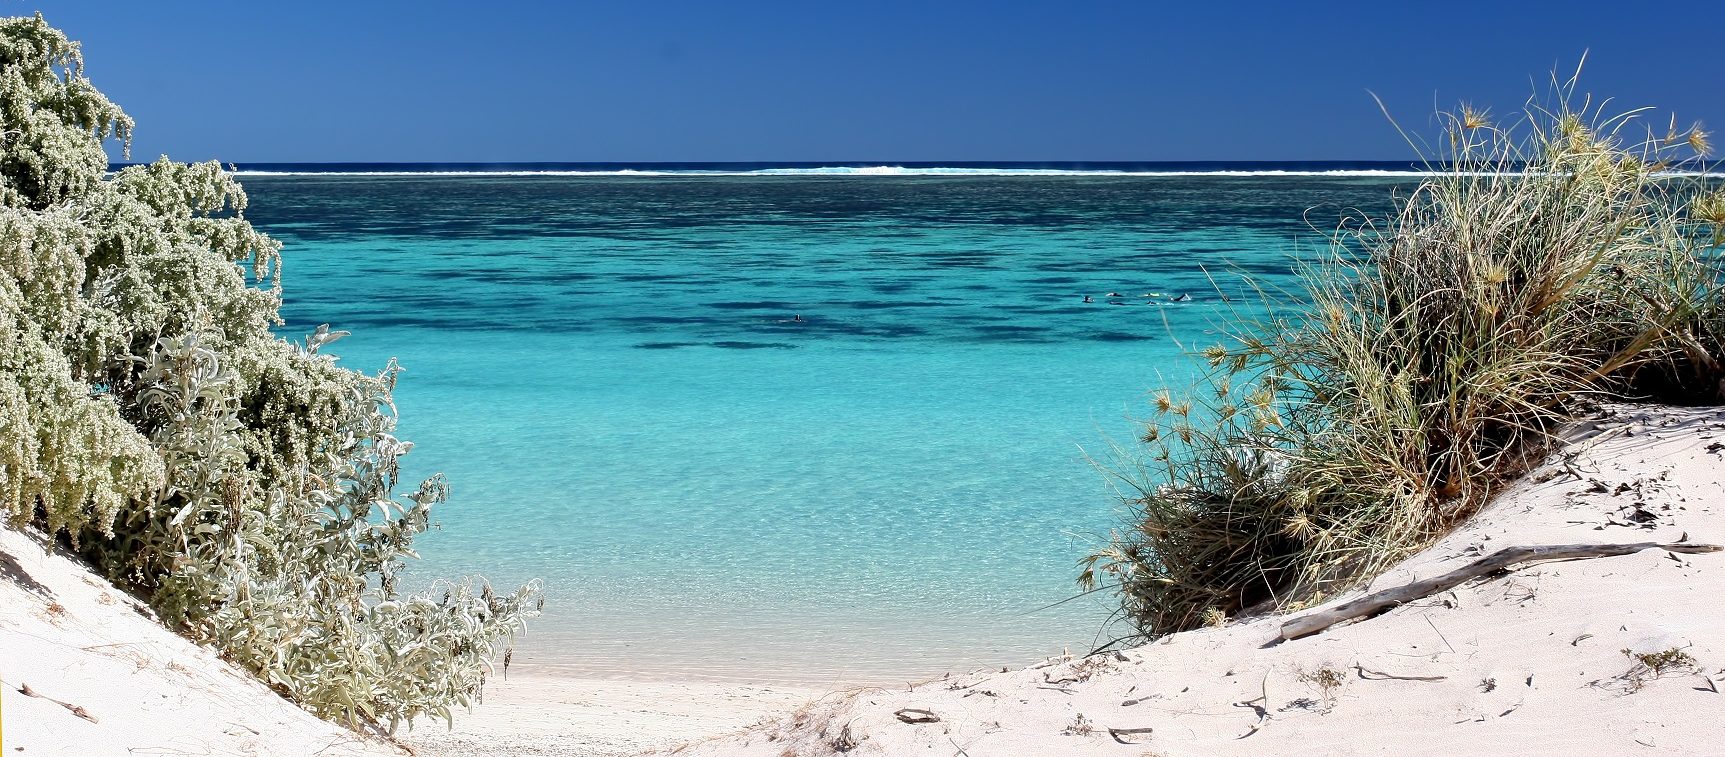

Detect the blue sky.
xmin=24 ymin=1 xmax=1725 ymax=163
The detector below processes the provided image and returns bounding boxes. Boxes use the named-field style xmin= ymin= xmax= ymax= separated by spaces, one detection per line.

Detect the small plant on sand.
xmin=1298 ymin=667 xmax=1346 ymax=712
xmin=1599 ymin=647 xmax=1699 ymax=693
xmin=1063 ymin=712 xmax=1097 ymax=736
xmin=0 ymin=15 xmax=537 ymax=731
xmin=1630 ymin=647 xmax=1698 ymax=673
xmin=1083 ymin=62 xmax=1725 ymax=636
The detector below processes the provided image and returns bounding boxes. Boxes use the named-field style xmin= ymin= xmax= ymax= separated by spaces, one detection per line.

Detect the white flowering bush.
xmin=0 ymin=13 xmax=538 ymax=731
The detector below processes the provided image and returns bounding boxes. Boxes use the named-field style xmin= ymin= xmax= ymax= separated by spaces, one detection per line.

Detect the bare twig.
xmin=17 ymin=682 xmax=98 ymax=723
xmin=1355 ymin=664 xmax=1447 ymax=682
xmin=1232 ymin=672 xmax=1271 ymax=739
xmin=1108 ymin=726 xmax=1155 ymax=744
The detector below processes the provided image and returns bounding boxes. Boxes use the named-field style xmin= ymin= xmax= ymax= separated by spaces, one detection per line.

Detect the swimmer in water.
xmin=1106 ymin=292 xmax=1123 ymax=298
xmin=1082 ymin=295 xmax=1093 ymax=303
xmin=1171 ymin=293 xmax=1192 ymax=302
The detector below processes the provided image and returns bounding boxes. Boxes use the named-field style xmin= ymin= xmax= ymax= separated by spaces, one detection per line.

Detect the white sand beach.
xmin=403 ymin=675 xmax=815 ymax=757
xmin=7 ymin=404 xmax=1725 ymax=756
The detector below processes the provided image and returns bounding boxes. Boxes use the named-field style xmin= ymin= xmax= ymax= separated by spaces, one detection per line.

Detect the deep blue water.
xmin=241 ymin=170 xmax=1409 ymax=683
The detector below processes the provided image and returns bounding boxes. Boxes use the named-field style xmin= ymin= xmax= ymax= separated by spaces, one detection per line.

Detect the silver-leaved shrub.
xmin=0 ymin=13 xmax=539 ymax=731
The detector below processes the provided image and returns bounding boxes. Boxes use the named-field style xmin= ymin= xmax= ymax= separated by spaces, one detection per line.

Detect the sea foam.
xmin=223 ymin=165 xmax=1710 ymax=178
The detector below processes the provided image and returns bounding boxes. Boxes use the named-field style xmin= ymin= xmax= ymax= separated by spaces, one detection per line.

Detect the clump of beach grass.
xmin=1083 ymin=64 xmax=1725 ymax=637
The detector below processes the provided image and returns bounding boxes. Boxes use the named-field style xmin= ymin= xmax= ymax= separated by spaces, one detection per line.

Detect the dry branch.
xmin=893 ymin=708 xmax=940 ymax=724
xmin=1280 ymin=542 xmax=1722 ymax=640
xmin=1109 ymin=726 xmax=1155 ymax=744
xmin=1354 ymin=664 xmax=1445 ymax=682
xmin=17 ymin=682 xmax=98 ymax=723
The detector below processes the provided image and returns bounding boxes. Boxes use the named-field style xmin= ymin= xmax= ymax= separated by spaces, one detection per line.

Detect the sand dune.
xmin=0 ymin=528 xmax=406 ymax=756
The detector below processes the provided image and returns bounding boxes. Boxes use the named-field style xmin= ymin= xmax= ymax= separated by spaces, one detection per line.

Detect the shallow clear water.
xmin=246 ymin=174 xmax=1405 ymax=683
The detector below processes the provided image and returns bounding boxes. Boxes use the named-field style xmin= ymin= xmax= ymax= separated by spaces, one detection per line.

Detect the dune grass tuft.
xmin=1083 ymin=69 xmax=1725 ymax=637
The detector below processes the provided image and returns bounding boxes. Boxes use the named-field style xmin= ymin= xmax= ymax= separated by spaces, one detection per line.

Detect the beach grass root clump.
xmin=1083 ymin=67 xmax=1725 ymax=637
xmin=0 ymin=14 xmax=539 ymax=731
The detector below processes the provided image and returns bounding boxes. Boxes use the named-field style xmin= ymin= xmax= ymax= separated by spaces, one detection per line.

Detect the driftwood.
xmin=17 ymin=682 xmax=98 ymax=723
xmin=1354 ymin=664 xmax=1445 ymax=682
xmin=894 ymin=708 xmax=940 ymax=724
xmin=1108 ymin=726 xmax=1154 ymax=744
xmin=1280 ymin=542 xmax=1722 ymax=641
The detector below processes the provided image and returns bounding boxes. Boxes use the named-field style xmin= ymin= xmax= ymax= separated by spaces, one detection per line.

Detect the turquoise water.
xmin=246 ymin=174 xmax=1403 ymax=683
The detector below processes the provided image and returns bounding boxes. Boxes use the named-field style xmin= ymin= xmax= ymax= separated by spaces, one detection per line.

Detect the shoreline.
xmin=401 ymin=674 xmax=822 ymax=757
xmin=467 ymin=639 xmax=1095 ymax=692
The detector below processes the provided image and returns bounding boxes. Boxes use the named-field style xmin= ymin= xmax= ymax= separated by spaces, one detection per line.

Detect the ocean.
xmin=236 ymin=164 xmax=1416 ymax=684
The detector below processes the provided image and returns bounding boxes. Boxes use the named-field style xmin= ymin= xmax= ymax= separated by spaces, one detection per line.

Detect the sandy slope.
xmin=673 ymin=404 xmax=1725 ymax=756
xmin=0 ymin=526 xmax=405 ymax=757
